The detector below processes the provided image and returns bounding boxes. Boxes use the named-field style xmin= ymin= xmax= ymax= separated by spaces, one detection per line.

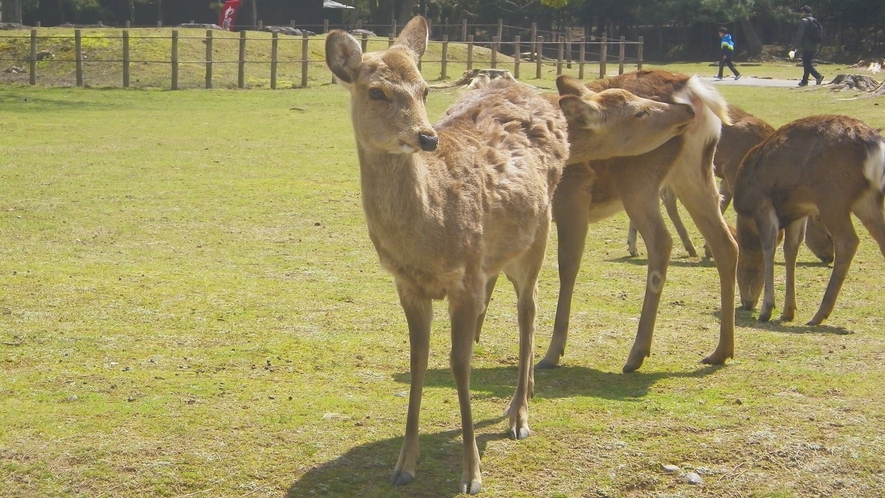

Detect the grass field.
xmin=2 ymin=59 xmax=885 ymax=498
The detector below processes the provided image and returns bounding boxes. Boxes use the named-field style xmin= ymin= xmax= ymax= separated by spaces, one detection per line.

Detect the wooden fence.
xmin=1 ymin=27 xmax=644 ymax=90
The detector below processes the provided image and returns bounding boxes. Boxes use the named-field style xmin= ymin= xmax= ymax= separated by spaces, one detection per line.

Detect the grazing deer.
xmin=627 ymin=104 xmax=834 ymax=263
xmin=734 ymin=115 xmax=885 ymax=324
xmin=538 ymin=70 xmax=738 ymax=373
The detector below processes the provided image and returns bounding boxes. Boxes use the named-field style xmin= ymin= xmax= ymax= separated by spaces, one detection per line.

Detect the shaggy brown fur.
xmin=326 ymin=16 xmax=568 ymax=494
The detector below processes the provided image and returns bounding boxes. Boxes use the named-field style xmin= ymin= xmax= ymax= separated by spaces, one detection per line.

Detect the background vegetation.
xmin=1 ymin=0 xmax=884 ymax=61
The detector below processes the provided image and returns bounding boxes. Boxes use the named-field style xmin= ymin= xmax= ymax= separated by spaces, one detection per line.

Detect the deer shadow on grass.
xmin=734 ymin=305 xmax=853 ymax=335
xmin=285 ymin=364 xmax=721 ymax=497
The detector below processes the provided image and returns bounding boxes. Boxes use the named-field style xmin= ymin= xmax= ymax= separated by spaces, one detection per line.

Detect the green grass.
xmin=1 ymin=73 xmax=884 ymax=497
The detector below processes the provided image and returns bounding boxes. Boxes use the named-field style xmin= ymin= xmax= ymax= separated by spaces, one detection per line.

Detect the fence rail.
xmin=0 ymin=27 xmax=643 ymax=90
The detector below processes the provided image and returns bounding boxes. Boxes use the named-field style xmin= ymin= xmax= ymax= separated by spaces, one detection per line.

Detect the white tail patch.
xmin=673 ymin=76 xmax=730 ymax=143
xmin=863 ymin=140 xmax=885 ymax=192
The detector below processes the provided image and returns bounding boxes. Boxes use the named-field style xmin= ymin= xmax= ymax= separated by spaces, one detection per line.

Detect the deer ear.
xmin=556 ymin=75 xmax=592 ymax=97
xmin=396 ymin=16 xmax=429 ymax=61
xmin=325 ymin=30 xmax=363 ymax=85
xmin=559 ymin=95 xmax=600 ymax=128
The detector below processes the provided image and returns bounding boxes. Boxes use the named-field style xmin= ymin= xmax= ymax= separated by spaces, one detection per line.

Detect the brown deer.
xmin=734 ymin=115 xmax=885 ymax=324
xmin=627 ymin=104 xmax=834 ymax=263
xmin=538 ymin=70 xmax=738 ymax=373
xmin=325 ymin=18 xmax=697 ymax=493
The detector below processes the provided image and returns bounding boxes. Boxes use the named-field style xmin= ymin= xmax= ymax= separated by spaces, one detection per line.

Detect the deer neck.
xmin=355 ymin=145 xmax=434 ymax=229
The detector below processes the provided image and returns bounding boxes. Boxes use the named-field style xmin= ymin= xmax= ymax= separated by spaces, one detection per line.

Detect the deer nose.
xmin=418 ymin=133 xmax=438 ymax=152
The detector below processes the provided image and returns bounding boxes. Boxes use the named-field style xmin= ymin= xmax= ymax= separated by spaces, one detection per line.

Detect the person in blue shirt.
xmin=715 ymin=27 xmax=741 ymax=80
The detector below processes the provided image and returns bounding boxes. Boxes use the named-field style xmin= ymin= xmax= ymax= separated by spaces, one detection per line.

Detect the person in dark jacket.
xmin=715 ymin=27 xmax=741 ymax=80
xmin=793 ymin=5 xmax=824 ymax=86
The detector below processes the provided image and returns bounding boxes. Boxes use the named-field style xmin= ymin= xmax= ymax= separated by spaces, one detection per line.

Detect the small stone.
xmin=322 ymin=412 xmax=351 ymax=421
xmin=662 ymin=464 xmax=680 ymax=474
xmin=685 ymin=472 xmax=703 ymax=485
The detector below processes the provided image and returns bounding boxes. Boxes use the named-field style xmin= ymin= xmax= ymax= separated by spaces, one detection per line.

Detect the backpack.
xmin=806 ymin=17 xmax=823 ymax=43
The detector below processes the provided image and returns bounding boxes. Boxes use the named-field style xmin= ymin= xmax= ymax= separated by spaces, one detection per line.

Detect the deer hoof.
xmin=390 ymin=470 xmax=416 ymax=486
xmin=535 ymin=357 xmax=560 ymax=370
xmin=508 ymin=425 xmax=531 ymax=440
xmin=460 ymin=479 xmax=482 ymax=495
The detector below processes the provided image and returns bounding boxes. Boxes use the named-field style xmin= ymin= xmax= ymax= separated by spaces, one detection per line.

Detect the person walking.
xmin=792 ymin=5 xmax=824 ymax=86
xmin=715 ymin=27 xmax=741 ymax=80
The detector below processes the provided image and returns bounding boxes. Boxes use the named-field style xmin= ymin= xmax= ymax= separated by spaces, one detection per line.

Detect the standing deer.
xmin=734 ymin=115 xmax=885 ymax=324
xmin=325 ymin=19 xmax=703 ymax=491
xmin=538 ymin=70 xmax=738 ymax=373
xmin=626 ymin=104 xmax=834 ymax=262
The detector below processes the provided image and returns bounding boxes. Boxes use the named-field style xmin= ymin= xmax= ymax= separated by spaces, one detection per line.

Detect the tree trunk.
xmin=396 ymin=0 xmax=416 ymax=28
xmin=251 ymin=0 xmax=257 ymax=28
xmin=738 ymin=17 xmax=763 ymax=58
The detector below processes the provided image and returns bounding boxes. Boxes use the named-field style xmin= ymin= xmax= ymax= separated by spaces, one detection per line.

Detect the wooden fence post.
xmin=466 ymin=35 xmax=473 ymax=71
xmin=491 ymin=36 xmax=498 ymax=69
xmin=360 ymin=32 xmax=368 ymax=52
xmin=599 ymin=35 xmax=607 ymax=79
xmin=497 ymin=19 xmax=503 ymax=43
xmin=323 ymin=19 xmax=328 ymax=33
xmin=29 ymin=29 xmax=36 ymax=85
xmin=301 ymin=31 xmax=309 ymax=88
xmin=530 ymin=23 xmax=537 ymax=62
xmin=238 ymin=30 xmax=246 ymax=89
xmin=122 ymin=29 xmax=130 ymax=88
xmin=556 ymin=39 xmax=563 ymax=75
xmin=271 ymin=31 xmax=278 ymax=90
xmin=513 ymin=35 xmax=520 ymax=79
xmin=535 ymin=36 xmax=542 ymax=79
xmin=205 ymin=30 xmax=213 ymax=89
xmin=388 ymin=34 xmax=394 ymax=48
xmin=440 ymin=35 xmax=448 ymax=80
xmin=618 ymin=36 xmax=625 ymax=75
xmin=171 ymin=29 xmax=179 ymax=90
xmin=578 ymin=36 xmax=585 ymax=80
xmin=637 ymin=36 xmax=644 ymax=71
xmin=75 ymin=29 xmax=83 ymax=87
xmin=566 ymin=29 xmax=572 ymax=69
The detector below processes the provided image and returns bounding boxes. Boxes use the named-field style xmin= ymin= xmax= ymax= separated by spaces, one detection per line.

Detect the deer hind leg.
xmin=475 ymin=275 xmax=499 ymax=342
xmin=781 ymin=218 xmax=808 ymax=322
xmin=808 ymin=209 xmax=859 ymax=326
xmin=620 ymin=186 xmax=672 ymax=373
xmin=538 ymin=166 xmax=593 ymax=370
xmin=447 ymin=280 xmax=486 ymax=494
xmin=704 ymin=176 xmax=733 ymax=258
xmin=661 ymin=186 xmax=698 ymax=257
xmin=853 ymin=189 xmax=885 ymax=260
xmin=667 ymin=156 xmax=737 ymax=363
xmin=391 ymin=289 xmax=433 ymax=487
xmin=502 ymin=217 xmax=549 ymax=440
xmin=627 ymin=221 xmax=639 ymax=257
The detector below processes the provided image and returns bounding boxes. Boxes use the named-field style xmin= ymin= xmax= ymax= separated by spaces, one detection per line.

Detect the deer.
xmin=537 ymin=70 xmax=738 ymax=374
xmin=324 ymin=17 xmax=699 ymax=494
xmin=626 ymin=104 xmax=834 ymax=263
xmin=734 ymin=114 xmax=885 ymax=324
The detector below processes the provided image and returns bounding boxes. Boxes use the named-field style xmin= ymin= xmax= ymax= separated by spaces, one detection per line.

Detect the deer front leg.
xmin=780 ymin=218 xmax=806 ymax=321
xmin=757 ymin=210 xmax=780 ymax=322
xmin=807 ymin=215 xmax=859 ymax=325
xmin=391 ymin=289 xmax=433 ymax=487
xmin=621 ymin=193 xmax=672 ymax=373
xmin=448 ymin=288 xmax=484 ymax=494
xmin=539 ymin=165 xmax=593 ymax=369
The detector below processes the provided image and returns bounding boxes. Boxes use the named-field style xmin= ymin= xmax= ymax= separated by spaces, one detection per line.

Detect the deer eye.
xmin=369 ymin=88 xmax=386 ymax=101
xmin=634 ymin=110 xmax=648 ymax=118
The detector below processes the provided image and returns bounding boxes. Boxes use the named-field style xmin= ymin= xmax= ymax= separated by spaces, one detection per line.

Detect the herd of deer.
xmin=325 ymin=16 xmax=885 ymax=493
